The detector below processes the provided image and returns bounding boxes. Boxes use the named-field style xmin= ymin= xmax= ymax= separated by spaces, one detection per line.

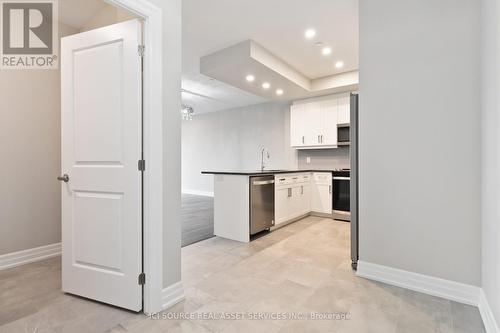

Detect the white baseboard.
xmin=356 ymin=261 xmax=481 ymax=306
xmin=0 ymin=243 xmax=61 ymax=270
xmin=182 ymin=189 xmax=214 ymax=197
xmin=479 ymin=289 xmax=500 ymax=333
xmin=162 ymin=281 xmax=185 ymax=310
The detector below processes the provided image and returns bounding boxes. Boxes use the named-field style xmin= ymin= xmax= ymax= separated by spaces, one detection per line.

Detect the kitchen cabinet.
xmin=290 ymin=93 xmax=351 ymax=149
xmin=275 ymin=186 xmax=293 ymax=225
xmin=298 ymin=183 xmax=311 ymax=215
xmin=290 ymin=104 xmax=306 ymax=146
xmin=337 ymin=94 xmax=350 ymax=124
xmin=275 ymin=173 xmax=312 ymax=226
xmin=310 ymin=173 xmax=332 ymax=214
xmin=320 ymin=99 xmax=338 ymax=146
xmin=275 ymin=172 xmax=330 ymax=227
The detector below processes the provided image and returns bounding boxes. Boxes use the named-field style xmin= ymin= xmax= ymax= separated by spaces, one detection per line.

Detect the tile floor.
xmin=0 ymin=217 xmax=486 ymax=332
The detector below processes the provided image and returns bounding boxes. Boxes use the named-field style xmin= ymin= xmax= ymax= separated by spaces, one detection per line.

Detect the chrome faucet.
xmin=260 ymin=148 xmax=270 ymax=171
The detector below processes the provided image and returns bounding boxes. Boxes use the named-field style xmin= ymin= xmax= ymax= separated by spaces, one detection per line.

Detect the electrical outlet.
xmin=306 ymin=156 xmax=311 ymax=164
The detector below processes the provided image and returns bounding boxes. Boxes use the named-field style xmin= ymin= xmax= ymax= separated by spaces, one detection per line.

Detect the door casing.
xmin=102 ymin=0 xmax=167 ymax=315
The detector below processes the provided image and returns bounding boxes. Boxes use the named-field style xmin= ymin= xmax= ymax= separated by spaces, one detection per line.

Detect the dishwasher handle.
xmin=252 ymin=180 xmax=275 ymax=185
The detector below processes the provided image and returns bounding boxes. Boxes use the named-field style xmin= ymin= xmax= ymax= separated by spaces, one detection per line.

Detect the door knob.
xmin=57 ymin=174 xmax=69 ymax=182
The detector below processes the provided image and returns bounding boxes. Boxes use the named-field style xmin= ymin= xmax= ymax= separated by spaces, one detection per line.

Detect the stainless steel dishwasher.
xmin=250 ymin=175 xmax=275 ymax=235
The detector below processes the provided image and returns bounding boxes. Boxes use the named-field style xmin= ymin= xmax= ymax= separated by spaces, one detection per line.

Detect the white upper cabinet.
xmin=290 ymin=93 xmax=350 ymax=149
xmin=290 ymin=104 xmax=306 ymax=147
xmin=337 ymin=94 xmax=350 ymax=125
xmin=319 ymin=99 xmax=338 ymax=146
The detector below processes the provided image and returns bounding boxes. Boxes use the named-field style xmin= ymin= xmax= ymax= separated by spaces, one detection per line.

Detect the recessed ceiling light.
xmin=262 ymin=82 xmax=271 ymax=89
xmin=335 ymin=61 xmax=344 ymax=69
xmin=276 ymin=89 xmax=284 ymax=96
xmin=305 ymin=29 xmax=316 ymax=39
xmin=322 ymin=47 xmax=332 ymax=55
xmin=246 ymin=75 xmax=255 ymax=82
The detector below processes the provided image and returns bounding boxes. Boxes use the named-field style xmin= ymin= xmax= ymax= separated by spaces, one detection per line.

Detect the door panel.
xmin=321 ymin=99 xmax=338 ymax=146
xmin=275 ymin=187 xmax=290 ymax=225
xmin=61 ymin=19 xmax=142 ymax=311
xmin=305 ymin=102 xmax=323 ymax=145
xmin=300 ymin=184 xmax=311 ymax=215
xmin=311 ymin=173 xmax=332 ymax=214
xmin=73 ymin=191 xmax=123 ymax=272
xmin=290 ymin=104 xmax=305 ymax=147
xmin=338 ymin=94 xmax=350 ymax=124
xmin=74 ymin=42 xmax=124 ymax=163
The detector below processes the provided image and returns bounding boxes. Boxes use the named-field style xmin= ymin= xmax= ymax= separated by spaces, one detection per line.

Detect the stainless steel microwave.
xmin=337 ymin=124 xmax=350 ymax=146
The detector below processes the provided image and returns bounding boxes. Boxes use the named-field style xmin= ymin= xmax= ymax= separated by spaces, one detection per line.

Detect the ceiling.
xmin=182 ymin=74 xmax=267 ymax=114
xmin=183 ymin=0 xmax=359 ymax=113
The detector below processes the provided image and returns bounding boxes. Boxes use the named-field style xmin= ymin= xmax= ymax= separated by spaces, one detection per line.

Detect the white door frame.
xmin=103 ymin=0 xmax=163 ymax=314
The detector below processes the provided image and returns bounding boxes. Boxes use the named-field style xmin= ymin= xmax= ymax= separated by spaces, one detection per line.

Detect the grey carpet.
xmin=181 ymin=194 xmax=214 ymax=247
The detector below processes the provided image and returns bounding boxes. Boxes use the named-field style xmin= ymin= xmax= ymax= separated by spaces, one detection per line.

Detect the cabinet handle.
xmin=287 ymin=188 xmax=292 ymax=197
xmin=321 ymin=135 xmax=324 ymax=143
xmin=302 ymin=136 xmax=304 ymax=144
xmin=317 ymin=135 xmax=320 ymax=143
xmin=301 ymin=185 xmax=304 ymax=194
xmin=329 ymin=185 xmax=332 ymax=194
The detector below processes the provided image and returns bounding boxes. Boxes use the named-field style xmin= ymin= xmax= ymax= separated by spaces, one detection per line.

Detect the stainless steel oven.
xmin=332 ymin=170 xmax=350 ymax=221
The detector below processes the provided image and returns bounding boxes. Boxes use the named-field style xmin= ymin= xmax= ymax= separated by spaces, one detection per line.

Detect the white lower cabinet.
xmin=311 ymin=172 xmax=332 ymax=214
xmin=275 ymin=186 xmax=293 ymax=226
xmin=298 ymin=183 xmax=311 ymax=216
xmin=275 ymin=172 xmax=331 ymax=227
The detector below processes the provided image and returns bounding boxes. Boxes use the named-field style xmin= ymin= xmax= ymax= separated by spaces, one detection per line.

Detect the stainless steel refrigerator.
xmin=350 ymin=93 xmax=359 ymax=270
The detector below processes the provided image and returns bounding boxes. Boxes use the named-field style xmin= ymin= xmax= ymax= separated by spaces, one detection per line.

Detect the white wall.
xmin=80 ymin=5 xmax=135 ymax=32
xmin=182 ymin=102 xmax=297 ymax=193
xmin=0 ymin=23 xmax=78 ymax=255
xmin=297 ymin=148 xmax=350 ymax=170
xmin=150 ymin=0 xmax=183 ymax=288
xmin=359 ymin=0 xmax=481 ymax=285
xmin=481 ymin=0 xmax=500 ymax=326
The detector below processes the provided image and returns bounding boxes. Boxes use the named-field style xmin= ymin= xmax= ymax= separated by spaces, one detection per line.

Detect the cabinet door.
xmin=290 ymin=104 xmax=305 ymax=147
xmin=304 ymin=102 xmax=324 ymax=146
xmin=311 ymin=171 xmax=333 ymax=215
xmin=320 ymin=98 xmax=338 ymax=146
xmin=311 ymin=184 xmax=332 ymax=214
xmin=275 ymin=186 xmax=293 ymax=225
xmin=290 ymin=185 xmax=303 ymax=219
xmin=299 ymin=183 xmax=311 ymax=215
xmin=337 ymin=94 xmax=350 ymax=124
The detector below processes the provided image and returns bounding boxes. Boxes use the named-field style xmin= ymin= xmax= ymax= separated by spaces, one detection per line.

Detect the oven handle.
xmin=333 ymin=176 xmax=350 ymax=180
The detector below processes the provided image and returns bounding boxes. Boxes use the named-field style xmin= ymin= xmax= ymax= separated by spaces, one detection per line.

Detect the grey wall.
xmin=481 ymin=0 xmax=500 ymax=324
xmin=359 ymin=0 xmax=481 ymax=285
xmin=297 ymin=148 xmax=350 ymax=170
xmin=182 ymin=102 xmax=297 ymax=193
xmin=0 ymin=23 xmax=78 ymax=255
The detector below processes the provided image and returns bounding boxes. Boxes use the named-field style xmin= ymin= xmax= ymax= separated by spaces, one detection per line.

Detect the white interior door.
xmin=60 ymin=19 xmax=143 ymax=311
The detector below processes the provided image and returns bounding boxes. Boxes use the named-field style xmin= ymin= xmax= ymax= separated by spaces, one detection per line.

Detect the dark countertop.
xmin=201 ymin=169 xmax=338 ymax=176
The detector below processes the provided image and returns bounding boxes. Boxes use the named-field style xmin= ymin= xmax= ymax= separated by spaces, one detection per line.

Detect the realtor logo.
xmin=1 ymin=0 xmax=58 ymax=69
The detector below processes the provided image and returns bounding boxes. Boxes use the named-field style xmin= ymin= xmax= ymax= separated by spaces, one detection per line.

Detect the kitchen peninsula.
xmin=201 ymin=170 xmax=335 ymax=242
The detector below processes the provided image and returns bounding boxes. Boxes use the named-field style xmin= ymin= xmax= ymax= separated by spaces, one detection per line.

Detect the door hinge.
xmin=138 ymin=159 xmax=145 ymax=171
xmin=138 ymin=45 xmax=145 ymax=57
xmin=138 ymin=272 xmax=146 ymax=285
